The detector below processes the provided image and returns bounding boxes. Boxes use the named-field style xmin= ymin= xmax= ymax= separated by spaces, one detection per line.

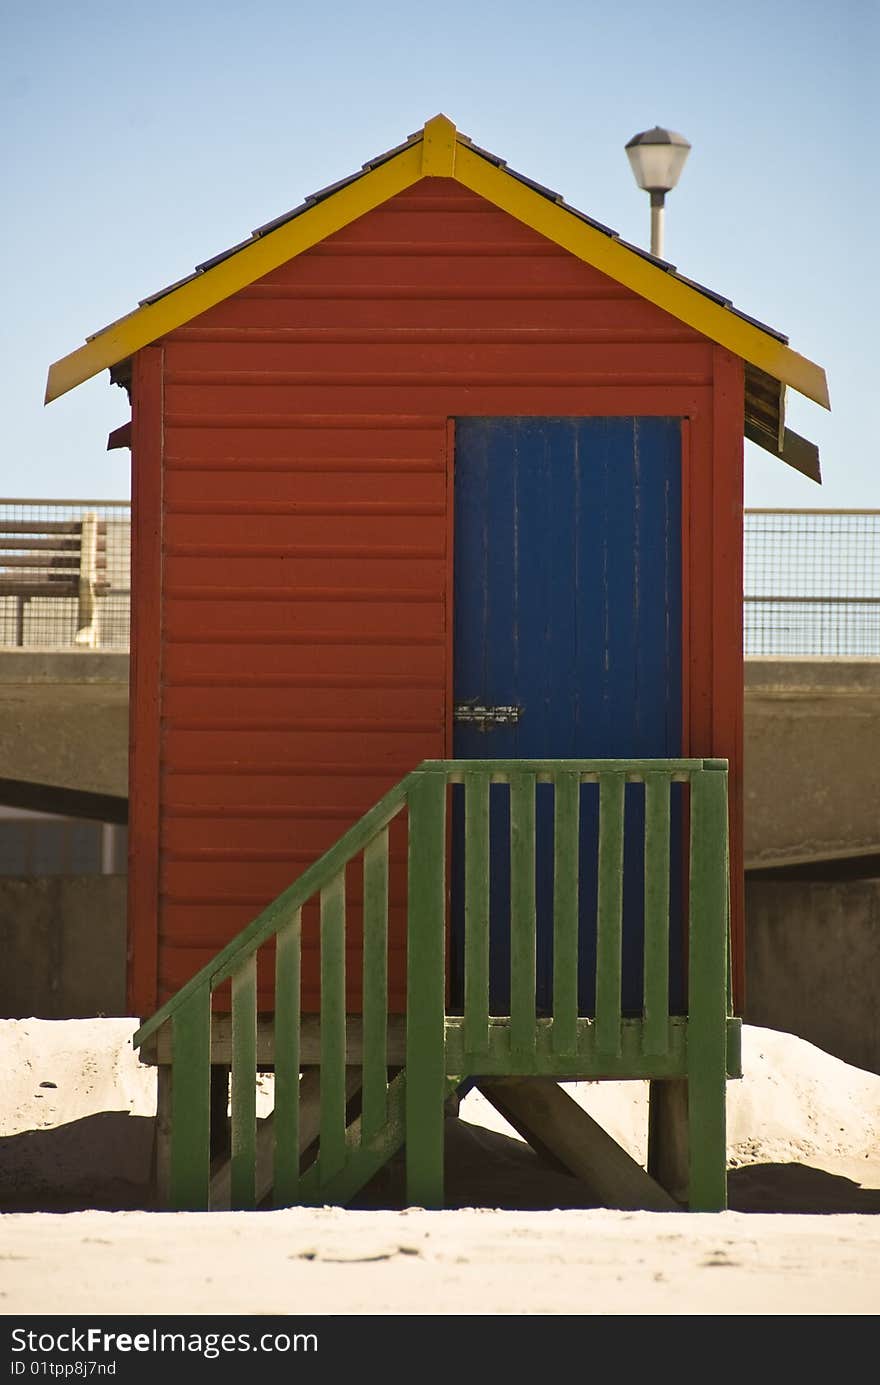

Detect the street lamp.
xmin=625 ymin=126 xmax=691 ymax=260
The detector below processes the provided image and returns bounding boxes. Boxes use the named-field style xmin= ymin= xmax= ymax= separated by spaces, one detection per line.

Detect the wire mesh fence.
xmin=0 ymin=500 xmax=131 ymax=650
xmin=1 ymin=502 xmax=877 ymax=655
xmin=745 ymin=510 xmax=880 ymax=656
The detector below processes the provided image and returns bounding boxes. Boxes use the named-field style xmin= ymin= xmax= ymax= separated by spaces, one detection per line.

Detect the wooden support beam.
xmin=139 ymin=1016 xmax=408 ymax=1067
xmin=140 ymin=1014 xmax=743 ymax=1079
xmin=478 ymin=1077 xmax=680 ymax=1212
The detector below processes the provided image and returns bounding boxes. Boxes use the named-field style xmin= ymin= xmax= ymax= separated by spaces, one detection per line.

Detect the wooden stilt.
xmin=153 ymin=1065 xmax=172 ymax=1210
xmin=686 ymin=765 xmax=730 ymax=1212
xmin=647 ymin=1078 xmax=689 ymax=1204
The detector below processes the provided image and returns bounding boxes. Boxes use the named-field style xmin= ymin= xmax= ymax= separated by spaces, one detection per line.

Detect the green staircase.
xmin=134 ymin=759 xmax=738 ymax=1212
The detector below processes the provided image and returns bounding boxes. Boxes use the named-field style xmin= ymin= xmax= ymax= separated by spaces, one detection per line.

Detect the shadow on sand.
xmin=0 ymin=1112 xmax=156 ymax=1212
xmin=727 ymin=1162 xmax=880 ymax=1214
xmin=359 ymin=1120 xmax=880 ymax=1214
xmin=2 ymin=1113 xmax=878 ymax=1214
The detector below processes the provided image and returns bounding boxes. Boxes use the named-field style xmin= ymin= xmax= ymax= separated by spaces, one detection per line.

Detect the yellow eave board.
xmin=45 ymin=115 xmax=830 ymax=411
xmin=45 ymin=141 xmax=425 ymax=403
xmin=453 ymin=142 xmax=829 ymax=409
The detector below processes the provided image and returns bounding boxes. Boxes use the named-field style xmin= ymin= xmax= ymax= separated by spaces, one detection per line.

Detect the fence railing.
xmin=2 ymin=504 xmax=876 ymax=656
xmin=0 ymin=500 xmax=130 ymax=649
xmin=134 ymin=758 xmax=731 ymax=1213
xmin=745 ymin=509 xmax=880 ymax=656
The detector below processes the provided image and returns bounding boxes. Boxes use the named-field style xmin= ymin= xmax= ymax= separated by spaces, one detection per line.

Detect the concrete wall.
xmin=744 ymin=658 xmax=880 ymax=869
xmin=0 ymin=651 xmax=128 ymax=798
xmin=3 ymin=651 xmax=877 ymax=868
xmin=745 ymin=878 xmax=880 ymax=1076
xmin=0 ymin=876 xmax=127 ymax=1019
xmin=3 ymin=653 xmax=878 ymax=1074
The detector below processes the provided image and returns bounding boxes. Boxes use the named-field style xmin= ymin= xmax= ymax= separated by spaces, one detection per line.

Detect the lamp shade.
xmin=625 ymin=126 xmax=691 ymax=193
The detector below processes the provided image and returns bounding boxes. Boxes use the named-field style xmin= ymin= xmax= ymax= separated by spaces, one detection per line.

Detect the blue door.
xmin=451 ymin=417 xmax=683 ymax=1016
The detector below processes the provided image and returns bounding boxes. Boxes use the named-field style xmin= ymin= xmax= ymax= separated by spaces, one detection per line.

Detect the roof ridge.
xmin=48 ymin=114 xmax=826 ymax=411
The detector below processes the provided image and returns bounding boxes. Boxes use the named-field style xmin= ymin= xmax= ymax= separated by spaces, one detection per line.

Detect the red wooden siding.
xmin=127 ymin=179 xmax=744 ymax=1015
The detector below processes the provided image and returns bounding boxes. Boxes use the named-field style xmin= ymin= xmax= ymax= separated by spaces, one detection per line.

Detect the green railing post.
xmin=642 ymin=772 xmax=671 ymax=1056
xmin=362 ymin=831 xmax=390 ymax=1142
xmin=319 ymin=870 xmax=347 ymax=1185
xmin=596 ymin=771 xmax=625 ymax=1056
xmin=230 ymin=953 xmax=257 ymax=1210
xmin=273 ymin=910 xmax=301 ymax=1207
xmin=464 ymin=770 xmax=490 ymax=1056
xmin=552 ymin=770 xmax=580 ymax=1056
xmin=406 ymin=769 xmax=447 ymax=1209
xmin=687 ymin=762 xmax=730 ymax=1212
xmin=509 ymin=770 xmax=537 ymax=1058
xmin=170 ymin=984 xmax=211 ymax=1211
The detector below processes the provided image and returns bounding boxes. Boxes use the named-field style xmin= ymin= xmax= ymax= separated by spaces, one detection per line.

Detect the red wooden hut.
xmin=46 ymin=116 xmax=829 ymax=1213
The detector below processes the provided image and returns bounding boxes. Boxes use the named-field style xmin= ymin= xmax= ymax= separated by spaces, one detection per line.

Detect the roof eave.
xmin=453 ymin=139 xmax=829 ymax=410
xmin=44 ymin=136 xmax=427 ymax=404
xmin=745 ymin=418 xmax=822 ymax=484
xmin=45 ymin=114 xmax=831 ymax=417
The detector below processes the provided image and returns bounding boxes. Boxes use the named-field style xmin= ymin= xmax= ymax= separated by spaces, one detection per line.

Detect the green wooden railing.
xmin=134 ymin=758 xmax=732 ymax=1212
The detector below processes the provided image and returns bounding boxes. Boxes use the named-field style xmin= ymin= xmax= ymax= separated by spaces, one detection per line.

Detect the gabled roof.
xmin=46 ymin=115 xmax=830 ymax=478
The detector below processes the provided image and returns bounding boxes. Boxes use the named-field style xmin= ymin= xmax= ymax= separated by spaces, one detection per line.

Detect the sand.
xmin=1 ymin=1018 xmax=879 ymax=1315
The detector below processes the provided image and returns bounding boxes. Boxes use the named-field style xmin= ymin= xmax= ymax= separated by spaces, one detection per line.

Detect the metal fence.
xmin=1 ymin=502 xmax=877 ymax=656
xmin=744 ymin=510 xmax=880 ymax=656
xmin=0 ymin=500 xmax=131 ymax=650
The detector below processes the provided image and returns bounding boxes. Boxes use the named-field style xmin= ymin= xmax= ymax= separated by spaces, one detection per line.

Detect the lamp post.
xmin=625 ymin=126 xmax=691 ymax=260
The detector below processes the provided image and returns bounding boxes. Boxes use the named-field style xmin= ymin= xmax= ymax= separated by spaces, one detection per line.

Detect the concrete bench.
xmin=0 ymin=514 xmax=110 ymax=646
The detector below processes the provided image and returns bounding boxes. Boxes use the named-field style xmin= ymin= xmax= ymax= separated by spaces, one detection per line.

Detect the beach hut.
xmin=46 ymin=116 xmax=829 ymax=1213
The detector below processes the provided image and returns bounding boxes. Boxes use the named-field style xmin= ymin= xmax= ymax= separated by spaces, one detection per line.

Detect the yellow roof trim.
xmin=46 ymin=115 xmax=830 ymax=411
xmin=453 ymin=142 xmax=829 ymax=409
xmin=45 ymin=139 xmax=425 ymax=403
xmin=421 ymin=112 xmax=457 ymax=176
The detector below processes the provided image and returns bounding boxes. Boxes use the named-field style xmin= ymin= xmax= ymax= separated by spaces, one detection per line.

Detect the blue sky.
xmin=3 ymin=0 xmax=874 ymax=507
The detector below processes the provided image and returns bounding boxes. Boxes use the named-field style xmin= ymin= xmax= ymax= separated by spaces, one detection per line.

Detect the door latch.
xmin=453 ymin=703 xmax=523 ymax=731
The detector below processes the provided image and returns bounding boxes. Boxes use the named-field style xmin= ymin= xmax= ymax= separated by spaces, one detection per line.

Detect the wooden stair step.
xmin=209 ymin=1067 xmax=362 ymax=1209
